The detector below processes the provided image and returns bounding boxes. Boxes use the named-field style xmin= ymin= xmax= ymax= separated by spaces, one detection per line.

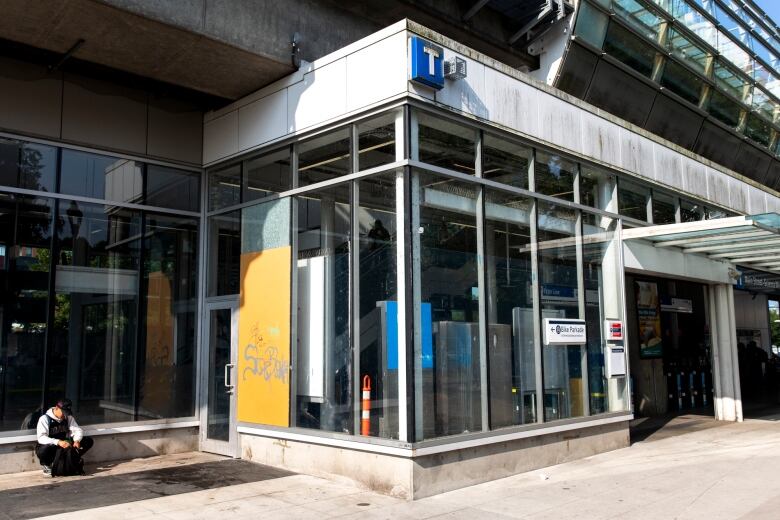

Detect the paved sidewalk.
xmin=4 ymin=413 xmax=780 ymax=519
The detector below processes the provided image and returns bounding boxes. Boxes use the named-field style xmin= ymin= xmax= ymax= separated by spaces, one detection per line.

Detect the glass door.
xmin=200 ymin=300 xmax=238 ymax=456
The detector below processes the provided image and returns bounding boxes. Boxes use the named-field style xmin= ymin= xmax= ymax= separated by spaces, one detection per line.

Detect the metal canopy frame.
xmin=621 ymin=213 xmax=780 ymax=274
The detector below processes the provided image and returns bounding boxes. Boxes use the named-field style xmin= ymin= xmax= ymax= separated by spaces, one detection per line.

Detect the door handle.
xmin=224 ymin=363 xmax=235 ymax=394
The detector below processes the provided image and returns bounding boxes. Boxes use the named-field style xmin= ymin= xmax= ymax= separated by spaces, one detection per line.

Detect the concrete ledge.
xmin=239 ymin=420 xmax=630 ymax=499
xmin=0 ymin=426 xmax=198 ymax=474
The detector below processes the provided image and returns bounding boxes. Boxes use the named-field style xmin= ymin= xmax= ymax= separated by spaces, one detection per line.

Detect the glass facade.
xmin=574 ymin=0 xmax=780 ymax=159
xmin=0 ymin=140 xmax=199 ymax=433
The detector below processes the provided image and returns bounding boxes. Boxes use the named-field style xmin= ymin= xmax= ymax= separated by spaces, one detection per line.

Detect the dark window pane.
xmin=0 ymin=139 xmax=56 ymax=192
xmin=482 ymin=133 xmax=530 ymax=189
xmin=603 ymin=22 xmax=657 ymax=78
xmin=208 ymin=163 xmax=241 ymax=211
xmin=619 ymin=180 xmax=649 ymax=221
xmin=49 ymin=202 xmax=141 ymax=425
xmin=0 ymin=194 xmax=52 ymax=431
xmin=298 ymin=129 xmax=350 ymax=187
xmin=207 ymin=211 xmax=240 ymax=296
xmin=680 ymin=199 xmax=704 ymax=222
xmin=744 ymin=113 xmax=772 ymax=147
xmin=243 ymin=148 xmax=291 ymax=202
xmin=574 ymin=2 xmax=609 ymax=48
xmin=707 ymin=90 xmax=743 ymax=129
xmin=358 ymin=112 xmax=397 ymax=171
xmin=652 ymin=192 xmax=677 ymax=224
xmin=145 ymin=165 xmax=200 ymax=212
xmin=60 ymin=149 xmax=142 ymax=203
xmin=660 ymin=59 xmax=703 ymax=105
xmin=416 ymin=111 xmax=476 ymax=175
xmin=535 ymin=151 xmax=576 ymax=201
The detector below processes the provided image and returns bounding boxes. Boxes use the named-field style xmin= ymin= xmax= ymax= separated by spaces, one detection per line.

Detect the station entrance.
xmin=625 ymin=275 xmax=713 ymax=419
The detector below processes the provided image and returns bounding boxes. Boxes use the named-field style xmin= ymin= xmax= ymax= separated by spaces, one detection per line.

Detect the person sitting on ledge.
xmin=36 ymin=398 xmax=93 ymax=476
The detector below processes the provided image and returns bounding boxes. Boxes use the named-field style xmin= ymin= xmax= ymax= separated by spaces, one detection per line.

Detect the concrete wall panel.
xmin=346 ymin=32 xmax=407 ymax=113
xmin=619 ymin=128 xmax=654 ymax=180
xmin=707 ymin=168 xmax=731 ymax=209
xmin=204 ymin=111 xmax=239 ymax=164
xmin=728 ymin=177 xmax=749 ymax=214
xmin=581 ymin=115 xmax=620 ymax=166
xmin=681 ymin=157 xmax=709 ymax=200
xmin=434 ymin=54 xmax=488 ymax=120
xmin=238 ymin=89 xmax=288 ymax=152
xmin=288 ymin=59 xmax=347 ymax=132
xmin=748 ymin=185 xmax=767 ymax=214
xmin=0 ymin=57 xmax=62 ymax=139
xmin=62 ymin=73 xmax=147 ymax=155
xmin=483 ymin=67 xmax=539 ymax=138
xmin=538 ymin=95 xmax=582 ymax=154
xmin=653 ymin=144 xmax=683 ymax=190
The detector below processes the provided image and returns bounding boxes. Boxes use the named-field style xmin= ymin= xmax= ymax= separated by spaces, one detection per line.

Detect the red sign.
xmin=605 ymin=320 xmax=624 ymax=341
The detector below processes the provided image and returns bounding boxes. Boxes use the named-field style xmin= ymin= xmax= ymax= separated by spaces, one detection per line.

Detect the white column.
xmin=711 ymin=283 xmax=743 ymax=422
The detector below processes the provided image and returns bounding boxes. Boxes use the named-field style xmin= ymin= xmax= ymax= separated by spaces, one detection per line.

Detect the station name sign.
xmin=544 ymin=318 xmax=587 ymax=345
xmin=409 ymin=36 xmax=445 ymax=90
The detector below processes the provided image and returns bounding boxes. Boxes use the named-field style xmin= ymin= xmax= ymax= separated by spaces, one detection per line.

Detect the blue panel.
xmin=386 ymin=301 xmax=399 ymax=370
xmin=421 ymin=303 xmax=433 ymax=369
xmin=384 ymin=301 xmax=433 ymax=370
xmin=410 ymin=36 xmax=445 ymax=90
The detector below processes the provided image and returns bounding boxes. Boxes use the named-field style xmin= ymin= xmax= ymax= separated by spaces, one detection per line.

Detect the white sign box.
xmin=543 ymin=318 xmax=586 ymax=345
xmin=607 ymin=345 xmax=627 ymax=377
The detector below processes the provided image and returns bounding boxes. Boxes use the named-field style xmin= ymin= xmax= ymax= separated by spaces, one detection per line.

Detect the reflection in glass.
xmin=0 ymin=139 xmax=56 ymax=192
xmin=416 ymin=111 xmax=477 ymax=175
xmin=243 ymin=148 xmax=291 ymax=202
xmin=298 ymin=129 xmax=351 ymax=187
xmin=358 ymin=113 xmax=397 ymax=171
xmin=535 ymin=151 xmax=576 ymax=201
xmin=0 ymin=195 xmax=52 ymax=431
xmin=414 ymin=172 xmax=481 ymax=439
xmin=660 ymin=59 xmax=704 ymax=105
xmin=294 ymin=183 xmax=352 ymax=433
xmin=358 ymin=173 xmax=398 ymax=438
xmin=484 ymin=189 xmax=536 ymax=427
xmin=61 ymin=149 xmax=142 ymax=203
xmin=139 ymin=214 xmax=198 ymax=419
xmin=145 ymin=165 xmax=200 ymax=212
xmin=537 ymin=202 xmax=585 ymax=421
xmin=580 ymin=166 xmax=615 ymax=211
xmin=680 ymin=199 xmax=705 ymax=222
xmin=49 ymin=202 xmax=141 ymax=425
xmin=652 ymin=191 xmax=677 ymax=224
xmin=482 ymin=134 xmax=531 ymax=189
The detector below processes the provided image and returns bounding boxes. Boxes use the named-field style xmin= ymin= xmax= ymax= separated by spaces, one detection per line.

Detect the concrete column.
xmin=710 ymin=283 xmax=743 ymax=422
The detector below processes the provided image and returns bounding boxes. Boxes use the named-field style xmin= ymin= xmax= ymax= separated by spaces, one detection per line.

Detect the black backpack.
xmin=51 ymin=446 xmax=84 ymax=477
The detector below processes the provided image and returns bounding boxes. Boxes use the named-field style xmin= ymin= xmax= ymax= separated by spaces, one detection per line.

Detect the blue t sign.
xmin=410 ymin=36 xmax=444 ymax=90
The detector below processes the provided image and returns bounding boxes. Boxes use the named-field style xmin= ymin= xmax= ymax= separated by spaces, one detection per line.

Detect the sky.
xmin=754 ymin=0 xmax=780 ymax=28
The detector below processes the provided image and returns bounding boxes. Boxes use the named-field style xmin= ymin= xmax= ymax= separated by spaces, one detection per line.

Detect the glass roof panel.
xmin=714 ymin=59 xmax=747 ymax=99
xmin=613 ymin=0 xmax=663 ymax=40
xmin=749 ymin=213 xmax=780 ymax=229
xmin=667 ymin=27 xmax=708 ymax=74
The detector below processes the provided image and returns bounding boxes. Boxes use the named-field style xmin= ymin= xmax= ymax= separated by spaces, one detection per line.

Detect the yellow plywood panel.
xmin=237 ymin=246 xmax=291 ymax=426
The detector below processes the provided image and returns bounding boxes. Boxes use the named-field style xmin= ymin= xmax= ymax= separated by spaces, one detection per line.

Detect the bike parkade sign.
xmin=543 ymin=318 xmax=587 ymax=345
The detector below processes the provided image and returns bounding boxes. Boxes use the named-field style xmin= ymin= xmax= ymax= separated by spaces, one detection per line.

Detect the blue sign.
xmin=410 ymin=36 xmax=444 ymax=90
xmin=385 ymin=301 xmax=433 ymax=370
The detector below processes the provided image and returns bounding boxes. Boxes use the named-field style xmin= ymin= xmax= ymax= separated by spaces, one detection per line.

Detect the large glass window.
xmin=603 ymin=21 xmax=657 ymax=78
xmin=298 ymin=129 xmax=351 ymax=187
xmin=580 ymin=166 xmax=615 ymax=211
xmin=0 ymin=139 xmax=57 ymax=192
xmin=535 ymin=151 xmax=576 ymax=202
xmin=207 ymin=211 xmax=241 ymax=297
xmin=414 ymin=171 xmax=481 ymax=439
xmin=484 ymin=189 xmax=536 ymax=428
xmin=357 ymin=173 xmax=398 ymax=438
xmin=0 ymin=195 xmax=52 ymax=431
xmin=537 ymin=202 xmax=584 ymax=421
xmin=652 ymin=191 xmax=677 ymax=224
xmin=208 ymin=163 xmax=241 ymax=211
xmin=482 ymin=134 xmax=531 ymax=189
xmin=145 ymin=165 xmax=200 ymax=212
xmin=415 ymin=111 xmax=477 ymax=175
xmin=294 ymin=183 xmax=353 ymax=433
xmin=48 ymin=202 xmax=142 ymax=425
